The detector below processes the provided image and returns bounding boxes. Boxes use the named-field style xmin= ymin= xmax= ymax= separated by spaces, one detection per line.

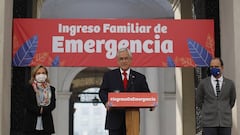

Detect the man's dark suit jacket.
xmin=99 ymin=68 xmax=150 ymax=130
xmin=196 ymin=76 xmax=236 ymax=127
xmin=23 ymin=84 xmax=56 ymax=134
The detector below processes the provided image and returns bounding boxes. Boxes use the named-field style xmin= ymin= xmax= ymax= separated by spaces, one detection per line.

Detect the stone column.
xmin=176 ymin=67 xmax=196 ymax=135
xmin=160 ymin=68 xmax=176 ymax=135
xmin=175 ymin=68 xmax=183 ymax=135
xmin=175 ymin=1 xmax=196 ymax=135
xmin=142 ymin=68 xmax=160 ymax=135
xmin=0 ymin=0 xmax=13 ymax=134
xmin=53 ymin=91 xmax=71 ymax=135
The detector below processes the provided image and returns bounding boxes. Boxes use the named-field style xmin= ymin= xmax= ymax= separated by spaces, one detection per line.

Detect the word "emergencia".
xmin=52 ymin=34 xmax=173 ymax=59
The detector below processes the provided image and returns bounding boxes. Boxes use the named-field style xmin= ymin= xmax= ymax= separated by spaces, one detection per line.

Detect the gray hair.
xmin=117 ymin=48 xmax=132 ymax=58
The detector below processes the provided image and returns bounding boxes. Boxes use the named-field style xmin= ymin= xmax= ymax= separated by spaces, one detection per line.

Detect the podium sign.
xmin=108 ymin=92 xmax=158 ymax=135
xmin=108 ymin=92 xmax=158 ymax=108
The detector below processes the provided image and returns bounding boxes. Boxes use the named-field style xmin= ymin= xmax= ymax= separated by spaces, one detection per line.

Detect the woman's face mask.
xmin=210 ymin=67 xmax=220 ymax=77
xmin=35 ymin=74 xmax=47 ymax=82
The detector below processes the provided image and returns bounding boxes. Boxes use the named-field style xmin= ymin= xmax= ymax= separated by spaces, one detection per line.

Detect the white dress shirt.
xmin=120 ymin=68 xmax=130 ymax=80
xmin=211 ymin=75 xmax=223 ymax=96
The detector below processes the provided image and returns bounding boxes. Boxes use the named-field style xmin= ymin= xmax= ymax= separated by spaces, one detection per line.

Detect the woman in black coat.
xmin=23 ymin=65 xmax=56 ymax=135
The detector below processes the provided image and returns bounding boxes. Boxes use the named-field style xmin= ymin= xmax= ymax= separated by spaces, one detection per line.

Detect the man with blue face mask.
xmin=196 ymin=57 xmax=236 ymax=135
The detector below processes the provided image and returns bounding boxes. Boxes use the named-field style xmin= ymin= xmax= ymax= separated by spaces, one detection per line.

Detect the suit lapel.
xmin=219 ymin=78 xmax=226 ymax=96
xmin=207 ymin=78 xmax=216 ymax=97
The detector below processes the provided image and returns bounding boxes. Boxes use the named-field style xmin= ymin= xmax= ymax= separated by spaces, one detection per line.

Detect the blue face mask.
xmin=210 ymin=67 xmax=220 ymax=77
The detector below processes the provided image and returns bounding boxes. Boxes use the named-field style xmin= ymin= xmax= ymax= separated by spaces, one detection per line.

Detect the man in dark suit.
xmin=196 ymin=57 xmax=236 ymax=135
xmin=99 ymin=47 xmax=150 ymax=135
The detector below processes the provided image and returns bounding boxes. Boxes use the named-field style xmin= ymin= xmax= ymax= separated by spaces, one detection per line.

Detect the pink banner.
xmin=12 ymin=19 xmax=214 ymax=67
xmin=108 ymin=92 xmax=158 ymax=108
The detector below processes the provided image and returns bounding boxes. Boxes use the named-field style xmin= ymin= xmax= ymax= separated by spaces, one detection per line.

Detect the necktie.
xmin=216 ymin=80 xmax=220 ymax=97
xmin=122 ymin=71 xmax=128 ymax=90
